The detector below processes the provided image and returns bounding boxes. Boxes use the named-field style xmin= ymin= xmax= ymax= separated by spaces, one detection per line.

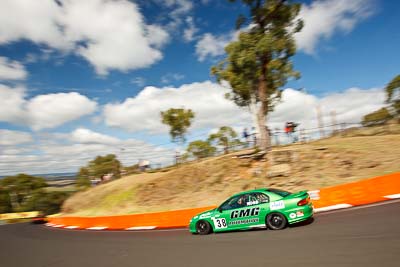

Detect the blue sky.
xmin=0 ymin=0 xmax=398 ymax=175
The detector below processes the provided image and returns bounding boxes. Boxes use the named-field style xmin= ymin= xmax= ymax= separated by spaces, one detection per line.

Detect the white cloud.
xmin=71 ymin=128 xmax=120 ymax=145
xmin=161 ymin=73 xmax=185 ymax=84
xmin=103 ymin=81 xmax=249 ymax=133
xmin=0 ymin=57 xmax=28 ymax=81
xmin=131 ymin=77 xmax=146 ymax=87
xmin=0 ymin=84 xmax=98 ymax=130
xmin=0 ymin=85 xmax=27 ymax=124
xmin=195 ymin=32 xmax=235 ymax=61
xmin=295 ymin=0 xmax=375 ymax=54
xmin=0 ymin=129 xmax=33 ymax=146
xmin=159 ymin=0 xmax=193 ymax=30
xmin=0 ymin=128 xmax=174 ymax=175
xmin=183 ymin=16 xmax=198 ymax=42
xmin=103 ymin=80 xmax=386 ymax=135
xmin=267 ymin=88 xmax=385 ymax=131
xmin=27 ymin=92 xmax=98 ymax=130
xmin=0 ymin=0 xmax=69 ymax=49
xmin=0 ymin=0 xmax=169 ymax=75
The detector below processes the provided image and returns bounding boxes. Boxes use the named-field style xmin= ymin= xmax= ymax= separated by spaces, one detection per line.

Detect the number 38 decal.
xmin=212 ymin=218 xmax=227 ymax=229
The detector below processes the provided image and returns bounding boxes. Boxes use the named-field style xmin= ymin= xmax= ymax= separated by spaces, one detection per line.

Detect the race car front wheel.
xmin=196 ymin=220 xmax=212 ymax=235
xmin=266 ymin=213 xmax=287 ymax=230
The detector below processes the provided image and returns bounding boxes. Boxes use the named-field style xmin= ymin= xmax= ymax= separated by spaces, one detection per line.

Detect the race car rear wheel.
xmin=266 ymin=213 xmax=287 ymax=230
xmin=196 ymin=220 xmax=212 ymax=235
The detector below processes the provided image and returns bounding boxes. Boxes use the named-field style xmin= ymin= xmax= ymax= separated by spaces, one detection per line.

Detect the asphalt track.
xmin=1 ymin=201 xmax=399 ymax=267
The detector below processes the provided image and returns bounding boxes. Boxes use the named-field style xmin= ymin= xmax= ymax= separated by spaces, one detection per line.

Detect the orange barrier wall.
xmin=312 ymin=172 xmax=400 ymax=208
xmin=48 ymin=172 xmax=399 ymax=230
xmin=49 ymin=206 xmax=216 ymax=230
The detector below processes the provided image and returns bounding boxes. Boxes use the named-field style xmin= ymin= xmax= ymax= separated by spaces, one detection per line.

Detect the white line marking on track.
xmin=65 ymin=226 xmax=79 ymax=229
xmin=125 ymin=228 xmax=188 ymax=233
xmin=384 ymin=193 xmax=400 ymax=199
xmin=317 ymin=199 xmax=400 ymax=215
xmin=125 ymin=226 xmax=157 ymax=230
xmin=53 ymin=224 xmax=65 ymax=228
xmin=86 ymin=227 xmax=107 ymax=230
xmin=314 ymin=204 xmax=353 ymax=212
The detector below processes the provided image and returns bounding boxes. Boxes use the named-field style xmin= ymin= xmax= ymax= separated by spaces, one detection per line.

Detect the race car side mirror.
xmin=217 ymin=207 xmax=222 ymax=213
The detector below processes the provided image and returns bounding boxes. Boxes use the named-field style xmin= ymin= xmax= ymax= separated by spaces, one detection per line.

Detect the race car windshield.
xmin=267 ymin=188 xmax=292 ymax=197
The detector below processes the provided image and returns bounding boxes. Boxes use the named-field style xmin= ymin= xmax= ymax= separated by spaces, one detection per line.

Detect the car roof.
xmin=232 ymin=188 xmax=269 ymax=196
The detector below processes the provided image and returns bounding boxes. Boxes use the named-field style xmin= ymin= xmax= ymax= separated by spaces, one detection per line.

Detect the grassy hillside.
xmin=62 ymin=130 xmax=400 ymax=216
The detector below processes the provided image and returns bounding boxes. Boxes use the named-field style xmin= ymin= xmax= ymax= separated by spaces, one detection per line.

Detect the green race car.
xmin=189 ymin=188 xmax=313 ymax=235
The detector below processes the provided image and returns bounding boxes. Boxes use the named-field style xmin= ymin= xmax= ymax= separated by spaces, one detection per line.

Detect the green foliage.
xmin=75 ymin=154 xmax=122 ymax=191
xmin=187 ymin=140 xmax=216 ymax=159
xmin=76 ymin=167 xmax=91 ymax=190
xmin=0 ymin=174 xmax=48 ymax=212
xmin=161 ymin=108 xmax=195 ymax=143
xmin=0 ymin=174 xmax=72 ymax=215
xmin=88 ymin=154 xmax=122 ymax=179
xmin=30 ymin=191 xmax=70 ymax=215
xmin=0 ymin=189 xmax=12 ymax=213
xmin=362 ymin=108 xmax=393 ymax=126
xmin=208 ymin=126 xmax=241 ymax=154
xmin=211 ymin=0 xmax=303 ymax=150
xmin=385 ymin=74 xmax=400 ymax=115
xmin=385 ymin=74 xmax=400 ymax=102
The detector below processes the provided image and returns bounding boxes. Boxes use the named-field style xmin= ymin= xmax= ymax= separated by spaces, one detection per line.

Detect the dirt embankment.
xmin=62 ymin=133 xmax=400 ymax=216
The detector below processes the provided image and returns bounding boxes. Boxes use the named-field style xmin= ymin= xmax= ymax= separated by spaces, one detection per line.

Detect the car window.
xmin=246 ymin=193 xmax=269 ymax=206
xmin=220 ymin=194 xmax=248 ymax=210
xmin=267 ymin=188 xmax=292 ymax=197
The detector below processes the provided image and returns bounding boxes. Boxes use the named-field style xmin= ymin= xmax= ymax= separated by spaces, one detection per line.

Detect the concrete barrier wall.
xmin=47 ymin=172 xmax=400 ymax=230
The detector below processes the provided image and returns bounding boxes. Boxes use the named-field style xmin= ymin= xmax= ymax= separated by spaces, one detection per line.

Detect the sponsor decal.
xmin=199 ymin=212 xmax=212 ymax=219
xmin=296 ymin=211 xmax=304 ymax=217
xmin=212 ymin=218 xmax=228 ymax=229
xmin=289 ymin=213 xmax=296 ymax=219
xmin=270 ymin=200 xmax=285 ymax=210
xmin=230 ymin=207 xmax=260 ymax=219
xmin=308 ymin=190 xmax=320 ymax=200
xmin=246 ymin=200 xmax=259 ymax=206
xmin=229 ymin=218 xmax=259 ymax=226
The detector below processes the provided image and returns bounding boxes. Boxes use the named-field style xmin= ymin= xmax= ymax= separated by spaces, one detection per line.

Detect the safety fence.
xmin=145 ymin=121 xmax=400 ymax=168
xmin=47 ymin=172 xmax=400 ymax=230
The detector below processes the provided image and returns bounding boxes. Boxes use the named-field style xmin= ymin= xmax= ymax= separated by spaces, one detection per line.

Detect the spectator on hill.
xmin=242 ymin=128 xmax=250 ymax=147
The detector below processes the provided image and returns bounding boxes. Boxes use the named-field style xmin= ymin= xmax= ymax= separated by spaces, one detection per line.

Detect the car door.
xmin=212 ymin=195 xmax=242 ymax=232
xmin=248 ymin=192 xmax=270 ymax=226
xmin=216 ymin=194 xmax=264 ymax=231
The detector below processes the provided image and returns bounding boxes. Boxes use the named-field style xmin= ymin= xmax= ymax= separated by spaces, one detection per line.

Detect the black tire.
xmin=266 ymin=213 xmax=287 ymax=230
xmin=196 ymin=220 xmax=212 ymax=235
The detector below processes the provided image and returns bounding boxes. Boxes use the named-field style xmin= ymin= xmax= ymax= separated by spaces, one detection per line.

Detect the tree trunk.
xmin=250 ymin=95 xmax=261 ymax=146
xmin=257 ymin=103 xmax=270 ymax=151
xmin=256 ymin=59 xmax=271 ymax=151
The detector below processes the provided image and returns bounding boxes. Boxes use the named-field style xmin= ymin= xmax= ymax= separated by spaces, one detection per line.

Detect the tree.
xmin=0 ymin=188 xmax=12 ymax=213
xmin=161 ymin=108 xmax=195 ymax=143
xmin=208 ymin=126 xmax=241 ymax=154
xmin=361 ymin=108 xmax=393 ymax=126
xmin=0 ymin=174 xmax=47 ymax=212
xmin=212 ymin=0 xmax=303 ymax=151
xmin=88 ymin=154 xmax=121 ymax=179
xmin=385 ymin=74 xmax=400 ymax=116
xmin=27 ymin=191 xmax=70 ymax=215
xmin=76 ymin=167 xmax=91 ymax=190
xmin=187 ymin=140 xmax=216 ymax=159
